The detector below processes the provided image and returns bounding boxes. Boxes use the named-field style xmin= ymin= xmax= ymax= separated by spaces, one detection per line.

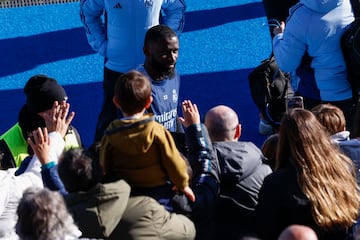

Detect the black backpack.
xmin=248 ymin=56 xmax=294 ymax=130
xmin=341 ymin=0 xmax=360 ymax=97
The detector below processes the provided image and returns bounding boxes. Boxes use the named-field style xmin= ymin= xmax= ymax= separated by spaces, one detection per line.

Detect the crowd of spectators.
xmin=1 ymin=0 xmax=360 ymax=239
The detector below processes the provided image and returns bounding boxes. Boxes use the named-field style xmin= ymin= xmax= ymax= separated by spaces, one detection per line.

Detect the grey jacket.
xmin=213 ymin=141 xmax=272 ymax=239
xmin=65 ymin=179 xmax=195 ymax=240
xmin=214 ymin=141 xmax=272 ymax=210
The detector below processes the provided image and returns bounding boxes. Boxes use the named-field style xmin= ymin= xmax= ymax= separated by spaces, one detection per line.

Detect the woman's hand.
xmin=273 ymin=21 xmax=285 ymax=36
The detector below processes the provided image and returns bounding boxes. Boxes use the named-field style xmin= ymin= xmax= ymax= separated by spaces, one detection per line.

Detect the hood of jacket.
xmin=213 ymin=141 xmax=266 ymax=182
xmin=331 ymin=130 xmax=350 ymax=142
xmin=104 ymin=114 xmax=159 ymax=155
xmin=300 ymin=0 xmax=344 ymax=13
xmin=64 ymin=179 xmax=130 ymax=238
xmin=213 ymin=141 xmax=272 ymax=210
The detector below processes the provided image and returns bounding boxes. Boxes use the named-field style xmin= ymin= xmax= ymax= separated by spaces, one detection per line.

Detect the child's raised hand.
xmin=179 ymin=100 xmax=200 ymax=128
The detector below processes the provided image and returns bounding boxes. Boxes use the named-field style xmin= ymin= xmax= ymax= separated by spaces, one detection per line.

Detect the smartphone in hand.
xmin=285 ymin=96 xmax=304 ymax=112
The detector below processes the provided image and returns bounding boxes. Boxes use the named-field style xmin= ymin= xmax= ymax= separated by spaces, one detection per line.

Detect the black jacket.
xmin=255 ymin=166 xmax=348 ymax=240
xmin=184 ymin=123 xmax=220 ymax=240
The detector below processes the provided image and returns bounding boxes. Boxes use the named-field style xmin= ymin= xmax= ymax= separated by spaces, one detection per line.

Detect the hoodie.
xmin=273 ymin=0 xmax=354 ymax=101
xmin=99 ymin=114 xmax=189 ymax=190
xmin=213 ymin=141 xmax=272 ymax=210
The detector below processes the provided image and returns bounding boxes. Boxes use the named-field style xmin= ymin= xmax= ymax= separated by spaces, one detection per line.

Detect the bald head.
xmin=204 ymin=105 xmax=241 ymax=142
xmin=278 ymin=225 xmax=318 ymax=240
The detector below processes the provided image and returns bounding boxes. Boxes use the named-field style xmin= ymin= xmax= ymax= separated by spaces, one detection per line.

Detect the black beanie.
xmin=24 ymin=74 xmax=67 ymax=113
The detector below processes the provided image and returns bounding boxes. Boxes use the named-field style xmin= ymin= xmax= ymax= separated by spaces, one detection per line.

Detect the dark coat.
xmin=65 ymin=179 xmax=196 ymax=240
xmin=213 ymin=141 xmax=272 ymax=239
xmin=184 ymin=124 xmax=220 ymax=240
xmin=254 ymin=166 xmax=348 ymax=240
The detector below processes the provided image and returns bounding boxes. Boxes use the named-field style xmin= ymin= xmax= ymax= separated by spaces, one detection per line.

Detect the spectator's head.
xmin=19 ymin=75 xmax=68 ymax=144
xmin=16 ymin=187 xmax=80 ymax=240
xmin=204 ymin=105 xmax=241 ymax=142
xmin=113 ymin=70 xmax=152 ymax=116
xmin=311 ymin=103 xmax=346 ymax=135
xmin=261 ymin=133 xmax=279 ymax=170
xmin=58 ymin=148 xmax=101 ymax=193
xmin=278 ymin=225 xmax=318 ymax=240
xmin=24 ymin=74 xmax=67 ymax=114
xmin=143 ymin=24 xmax=179 ymax=78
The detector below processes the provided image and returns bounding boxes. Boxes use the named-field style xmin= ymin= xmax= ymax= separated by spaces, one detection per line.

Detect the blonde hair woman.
xmin=255 ymin=108 xmax=360 ymax=240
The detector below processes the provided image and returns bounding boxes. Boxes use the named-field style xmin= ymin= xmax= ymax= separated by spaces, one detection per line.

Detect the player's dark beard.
xmin=152 ymin=58 xmax=175 ymax=78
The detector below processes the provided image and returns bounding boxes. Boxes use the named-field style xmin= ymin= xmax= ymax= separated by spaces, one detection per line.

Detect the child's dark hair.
xmin=114 ymin=70 xmax=152 ymax=115
xmin=58 ymin=148 xmax=101 ymax=193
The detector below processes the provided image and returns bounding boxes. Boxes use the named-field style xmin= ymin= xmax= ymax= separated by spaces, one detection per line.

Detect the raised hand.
xmin=27 ymin=127 xmax=51 ymax=165
xmin=39 ymin=101 xmax=75 ymax=138
xmin=179 ymin=100 xmax=200 ymax=128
